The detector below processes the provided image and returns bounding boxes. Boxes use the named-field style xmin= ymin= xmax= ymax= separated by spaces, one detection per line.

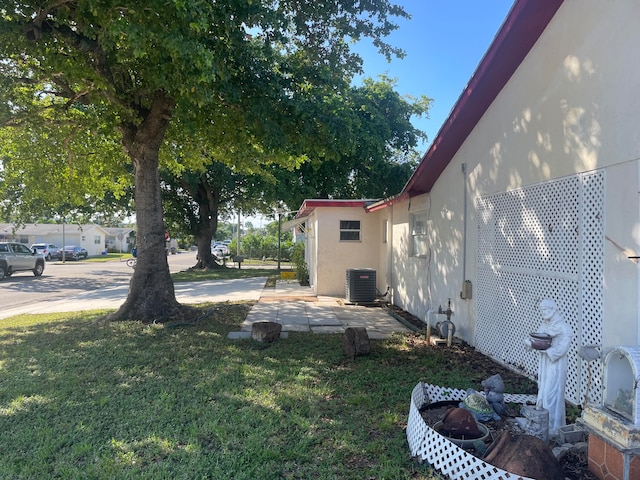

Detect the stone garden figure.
xmin=482 ymin=374 xmax=506 ymax=416
xmin=524 ymin=298 xmax=573 ymax=436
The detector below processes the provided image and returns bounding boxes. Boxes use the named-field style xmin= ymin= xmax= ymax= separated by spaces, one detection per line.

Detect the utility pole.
xmin=61 ymin=218 xmax=66 ymax=263
xmin=277 ymin=210 xmax=282 ymax=271
xmin=236 ymin=213 xmax=241 ymax=256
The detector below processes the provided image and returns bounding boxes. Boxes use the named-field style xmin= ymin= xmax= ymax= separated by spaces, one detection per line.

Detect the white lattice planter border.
xmin=407 ymin=383 xmax=538 ymax=480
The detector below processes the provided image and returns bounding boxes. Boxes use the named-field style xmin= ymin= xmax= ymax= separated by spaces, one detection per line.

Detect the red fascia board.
xmin=297 ymin=199 xmax=373 ymax=218
xmin=403 ymin=0 xmax=564 ymax=198
xmin=365 ymin=192 xmax=409 ymax=213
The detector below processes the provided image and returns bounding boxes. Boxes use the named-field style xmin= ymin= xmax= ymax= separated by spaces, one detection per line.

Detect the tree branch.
xmin=51 ymin=24 xmax=115 ymax=88
xmin=25 ymin=0 xmax=77 ymax=40
xmin=24 ymin=2 xmax=128 ymax=112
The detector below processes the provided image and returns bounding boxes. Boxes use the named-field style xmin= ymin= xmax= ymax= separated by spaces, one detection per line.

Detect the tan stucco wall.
xmin=391 ymin=0 xmax=640 ymax=346
xmin=309 ymin=206 xmax=387 ymax=297
xmin=390 ymin=194 xmax=432 ymax=325
xmin=603 ymin=161 xmax=639 ymax=346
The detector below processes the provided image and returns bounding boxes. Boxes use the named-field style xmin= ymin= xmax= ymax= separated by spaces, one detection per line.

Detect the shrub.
xmin=291 ymin=242 xmax=309 ymax=284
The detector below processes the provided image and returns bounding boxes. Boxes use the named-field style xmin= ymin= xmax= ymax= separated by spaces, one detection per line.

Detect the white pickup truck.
xmin=0 ymin=242 xmax=46 ymax=279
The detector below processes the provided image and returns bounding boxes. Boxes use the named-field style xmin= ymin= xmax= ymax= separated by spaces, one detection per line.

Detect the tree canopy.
xmin=275 ymin=76 xmax=430 ymax=208
xmin=0 ymin=0 xmax=412 ymax=321
xmin=160 ymin=75 xmax=430 ymax=269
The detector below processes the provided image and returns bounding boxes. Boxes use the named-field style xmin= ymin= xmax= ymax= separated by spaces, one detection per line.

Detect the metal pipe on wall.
xmin=461 ymin=163 xmax=468 ymax=297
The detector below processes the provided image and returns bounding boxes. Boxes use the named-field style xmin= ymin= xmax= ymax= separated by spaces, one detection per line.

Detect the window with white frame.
xmin=94 ymin=235 xmax=101 ymax=244
xmin=339 ymin=220 xmax=360 ymax=241
xmin=411 ymin=212 xmax=429 ymax=257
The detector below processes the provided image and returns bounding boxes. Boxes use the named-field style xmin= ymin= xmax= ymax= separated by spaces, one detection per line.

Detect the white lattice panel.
xmin=417 ymin=382 xmax=536 ymax=405
xmin=579 ymin=172 xmax=605 ymax=404
xmin=475 ymin=172 xmax=604 ymax=405
xmin=407 ymin=383 xmax=535 ymax=480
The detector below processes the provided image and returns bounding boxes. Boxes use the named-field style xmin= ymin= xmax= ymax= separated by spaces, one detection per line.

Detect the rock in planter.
xmin=251 ymin=322 xmax=282 ymax=343
xmin=344 ymin=327 xmax=370 ymax=357
xmin=483 ymin=432 xmax=564 ymax=480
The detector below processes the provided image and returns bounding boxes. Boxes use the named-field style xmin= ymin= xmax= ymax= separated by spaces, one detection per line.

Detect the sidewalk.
xmin=231 ymin=280 xmax=413 ymax=339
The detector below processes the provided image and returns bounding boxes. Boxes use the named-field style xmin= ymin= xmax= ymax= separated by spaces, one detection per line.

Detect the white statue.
xmin=524 ymin=298 xmax=573 ymax=436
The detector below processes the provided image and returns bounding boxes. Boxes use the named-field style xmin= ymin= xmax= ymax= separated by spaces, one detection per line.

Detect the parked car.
xmin=213 ymin=242 xmax=229 ymax=255
xmin=30 ymin=243 xmax=59 ymax=261
xmin=59 ymin=245 xmax=88 ymax=260
xmin=0 ymin=242 xmax=46 ymax=279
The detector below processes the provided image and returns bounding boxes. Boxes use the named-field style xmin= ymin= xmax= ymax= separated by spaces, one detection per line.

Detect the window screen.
xmin=411 ymin=213 xmax=429 ymax=257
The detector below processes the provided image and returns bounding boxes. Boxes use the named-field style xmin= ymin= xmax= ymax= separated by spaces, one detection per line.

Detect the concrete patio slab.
xmin=231 ymin=279 xmax=413 ymax=339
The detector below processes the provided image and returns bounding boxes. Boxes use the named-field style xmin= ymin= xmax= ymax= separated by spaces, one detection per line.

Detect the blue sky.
xmin=246 ymin=1 xmax=515 ymax=223
xmin=353 ymin=0 xmax=514 ymax=153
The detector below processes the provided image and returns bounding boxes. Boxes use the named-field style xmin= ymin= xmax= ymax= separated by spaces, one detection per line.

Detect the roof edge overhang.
xmin=365 ymin=192 xmax=410 ymax=213
xmin=401 ymin=0 xmax=564 ymax=198
xmin=296 ymin=199 xmax=379 ymax=218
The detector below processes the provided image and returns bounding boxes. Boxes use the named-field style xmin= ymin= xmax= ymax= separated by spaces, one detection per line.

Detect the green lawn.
xmin=0 ymin=305 xmax=535 ymax=479
xmin=172 ymin=267 xmax=278 ymax=283
xmin=71 ymin=253 xmax=132 ymax=263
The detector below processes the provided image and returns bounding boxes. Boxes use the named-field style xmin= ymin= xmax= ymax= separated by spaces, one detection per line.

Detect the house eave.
xmin=296 ymin=199 xmax=379 ymax=218
xmin=365 ymin=192 xmax=409 ymax=213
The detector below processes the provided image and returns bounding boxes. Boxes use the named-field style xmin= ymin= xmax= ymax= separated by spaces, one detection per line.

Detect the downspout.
xmin=462 ymin=163 xmax=467 ymax=281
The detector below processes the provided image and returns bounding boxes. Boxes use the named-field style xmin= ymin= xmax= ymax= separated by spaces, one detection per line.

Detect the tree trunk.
xmin=192 ymin=176 xmax=223 ymax=270
xmin=194 ymin=230 xmax=221 ymax=269
xmin=110 ymin=91 xmax=181 ymax=321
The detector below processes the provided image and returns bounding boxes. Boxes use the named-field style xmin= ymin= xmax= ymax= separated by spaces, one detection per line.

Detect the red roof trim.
xmin=401 ymin=0 xmax=564 ymax=198
xmin=297 ymin=199 xmax=375 ymax=217
xmin=365 ymin=192 xmax=409 ymax=213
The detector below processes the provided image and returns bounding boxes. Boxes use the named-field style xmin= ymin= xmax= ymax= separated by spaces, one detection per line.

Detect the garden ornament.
xmin=482 ymin=373 xmax=506 ymax=416
xmin=524 ymin=298 xmax=573 ymax=436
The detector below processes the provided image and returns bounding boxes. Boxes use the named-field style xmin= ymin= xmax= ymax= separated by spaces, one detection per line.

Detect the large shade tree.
xmin=161 ymin=76 xmax=430 ymax=270
xmin=0 ymin=0 xmax=409 ymax=321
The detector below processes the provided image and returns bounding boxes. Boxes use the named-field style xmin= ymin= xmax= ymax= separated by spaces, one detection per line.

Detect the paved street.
xmin=0 ymin=251 xmax=199 ymax=317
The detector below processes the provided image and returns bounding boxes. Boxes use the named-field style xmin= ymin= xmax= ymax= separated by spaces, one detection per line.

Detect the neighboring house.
xmin=293 ymin=0 xmax=639 ymax=407
xmin=103 ymin=227 xmax=135 ymax=253
xmin=0 ymin=223 xmax=109 ymax=257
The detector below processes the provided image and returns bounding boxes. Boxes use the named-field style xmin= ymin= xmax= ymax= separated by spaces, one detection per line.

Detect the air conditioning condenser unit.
xmin=346 ymin=268 xmax=376 ymax=303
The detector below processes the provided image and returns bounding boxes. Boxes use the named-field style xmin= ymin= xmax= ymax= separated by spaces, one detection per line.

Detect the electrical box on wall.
xmin=460 ymin=280 xmax=472 ymax=300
